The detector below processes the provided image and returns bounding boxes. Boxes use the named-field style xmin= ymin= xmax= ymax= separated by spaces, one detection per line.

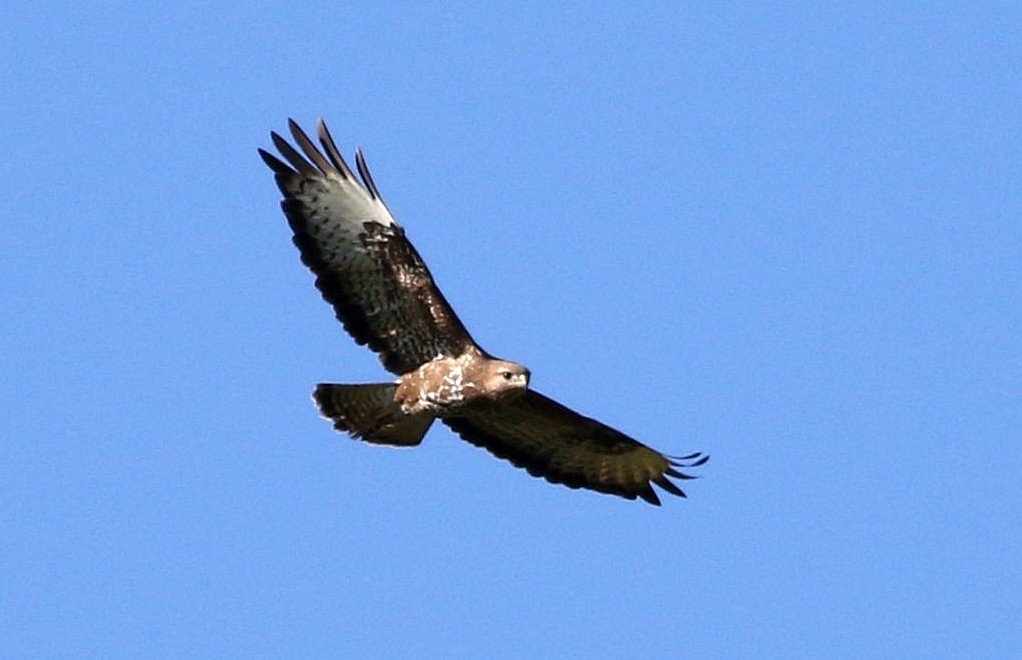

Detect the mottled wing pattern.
xmin=444 ymin=391 xmax=709 ymax=505
xmin=259 ymin=119 xmax=476 ymax=374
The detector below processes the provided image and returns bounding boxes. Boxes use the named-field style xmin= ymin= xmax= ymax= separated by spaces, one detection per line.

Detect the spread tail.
xmin=312 ymin=383 xmax=434 ymax=446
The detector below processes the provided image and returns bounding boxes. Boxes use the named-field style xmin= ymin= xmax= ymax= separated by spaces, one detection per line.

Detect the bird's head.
xmin=485 ymin=360 xmax=530 ymax=398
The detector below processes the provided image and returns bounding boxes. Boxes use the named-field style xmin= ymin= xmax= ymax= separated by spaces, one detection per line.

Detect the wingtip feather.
xmin=288 ymin=118 xmax=333 ymax=174
xmin=270 ymin=130 xmax=317 ymax=175
xmin=317 ymin=118 xmax=356 ymax=180
xmin=653 ymin=474 xmax=687 ymax=499
xmin=638 ymin=487 xmax=663 ymax=506
xmin=355 ymin=149 xmax=383 ymax=201
xmin=258 ymin=148 xmax=290 ymax=174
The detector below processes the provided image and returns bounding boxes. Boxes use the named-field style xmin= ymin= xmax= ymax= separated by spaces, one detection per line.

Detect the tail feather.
xmin=313 ymin=383 xmax=433 ymax=446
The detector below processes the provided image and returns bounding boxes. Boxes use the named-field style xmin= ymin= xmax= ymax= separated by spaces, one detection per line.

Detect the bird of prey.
xmin=259 ymin=119 xmax=708 ymax=505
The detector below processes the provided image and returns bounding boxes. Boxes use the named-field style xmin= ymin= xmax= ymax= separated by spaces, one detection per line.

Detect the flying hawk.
xmin=259 ymin=119 xmax=708 ymax=505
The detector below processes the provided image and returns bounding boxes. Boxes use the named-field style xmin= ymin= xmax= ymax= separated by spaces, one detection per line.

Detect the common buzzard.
xmin=259 ymin=119 xmax=708 ymax=505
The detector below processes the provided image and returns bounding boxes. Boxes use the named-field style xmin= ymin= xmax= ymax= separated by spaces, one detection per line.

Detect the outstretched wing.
xmin=443 ymin=391 xmax=708 ymax=505
xmin=259 ymin=119 xmax=476 ymax=375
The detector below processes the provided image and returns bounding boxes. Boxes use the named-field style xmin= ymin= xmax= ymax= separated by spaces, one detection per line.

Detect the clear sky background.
xmin=2 ymin=3 xmax=1019 ymax=658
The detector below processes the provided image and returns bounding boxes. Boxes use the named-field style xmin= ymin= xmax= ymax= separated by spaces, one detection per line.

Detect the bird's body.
xmin=259 ymin=119 xmax=707 ymax=505
xmin=393 ymin=350 xmax=529 ymax=415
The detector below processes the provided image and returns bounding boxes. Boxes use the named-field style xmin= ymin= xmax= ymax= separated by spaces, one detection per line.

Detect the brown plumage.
xmin=259 ymin=119 xmax=708 ymax=505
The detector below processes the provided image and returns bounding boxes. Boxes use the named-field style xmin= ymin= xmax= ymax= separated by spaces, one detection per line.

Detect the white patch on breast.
xmin=443 ymin=365 xmax=464 ymax=388
xmin=401 ymin=352 xmax=485 ymax=416
xmin=428 ymin=364 xmax=465 ymax=405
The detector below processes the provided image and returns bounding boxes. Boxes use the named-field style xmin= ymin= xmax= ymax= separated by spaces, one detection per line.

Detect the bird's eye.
xmin=502 ymin=371 xmax=513 ymax=380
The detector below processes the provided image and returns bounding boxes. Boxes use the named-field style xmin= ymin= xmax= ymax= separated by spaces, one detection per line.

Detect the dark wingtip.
xmin=269 ymin=130 xmax=289 ymax=153
xmin=675 ymin=451 xmax=710 ymax=466
xmin=316 ymin=118 xmax=355 ymax=180
xmin=670 ymin=452 xmax=710 ymax=469
xmin=638 ymin=486 xmax=663 ymax=506
xmin=269 ymin=130 xmax=318 ymax=175
xmin=355 ymin=149 xmax=382 ymax=201
xmin=258 ymin=148 xmax=291 ymax=174
xmin=658 ymin=451 xmax=709 ymax=499
xmin=653 ymin=474 xmax=688 ymax=499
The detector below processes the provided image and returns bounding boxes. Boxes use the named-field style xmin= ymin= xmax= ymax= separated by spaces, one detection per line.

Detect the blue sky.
xmin=3 ymin=2 xmax=1019 ymax=658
